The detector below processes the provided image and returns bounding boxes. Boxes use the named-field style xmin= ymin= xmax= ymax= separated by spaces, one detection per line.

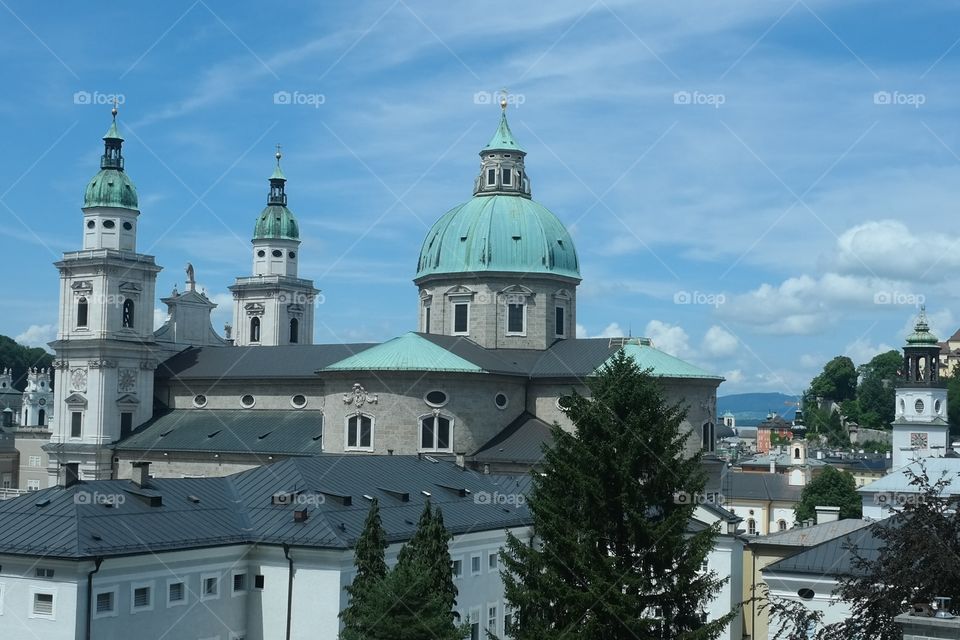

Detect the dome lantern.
xmin=474 ymin=98 xmax=530 ymax=198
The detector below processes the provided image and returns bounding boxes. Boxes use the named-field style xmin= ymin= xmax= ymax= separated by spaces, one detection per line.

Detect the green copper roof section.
xmin=254 ymin=205 xmax=299 ymax=240
xmin=415 ymin=194 xmax=580 ymax=280
xmin=483 ymin=111 xmax=524 ymax=152
xmin=270 ymin=163 xmax=286 ymax=181
xmin=323 ymin=333 xmax=485 ymax=373
xmin=596 ymin=341 xmax=724 ymax=380
xmin=83 ymin=169 xmax=138 ymax=209
xmin=906 ymin=308 xmax=938 ymax=345
xmin=103 ymin=119 xmax=123 ymax=141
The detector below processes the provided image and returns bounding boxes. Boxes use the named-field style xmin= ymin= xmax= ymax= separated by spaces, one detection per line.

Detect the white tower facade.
xmin=20 ymin=368 xmax=53 ymax=427
xmin=891 ymin=309 xmax=950 ymax=469
xmin=46 ymin=108 xmax=163 ymax=484
xmin=230 ymin=149 xmax=318 ymax=346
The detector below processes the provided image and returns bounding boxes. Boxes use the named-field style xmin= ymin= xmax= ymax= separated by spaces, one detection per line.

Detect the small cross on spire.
xmin=275 ymin=143 xmax=282 ymax=162
xmin=111 ymin=96 xmax=119 ymax=119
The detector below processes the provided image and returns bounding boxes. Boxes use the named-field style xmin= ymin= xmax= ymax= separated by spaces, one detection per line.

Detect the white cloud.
xmin=844 ymin=338 xmax=896 ymax=367
xmin=14 ymin=324 xmax=56 ymax=350
xmin=576 ymin=322 xmax=626 ymax=338
xmin=701 ymin=325 xmax=738 ymax=358
xmin=722 ymin=369 xmax=745 ymax=385
xmin=832 ymin=220 xmax=960 ymax=282
xmin=644 ymin=320 xmax=693 ymax=358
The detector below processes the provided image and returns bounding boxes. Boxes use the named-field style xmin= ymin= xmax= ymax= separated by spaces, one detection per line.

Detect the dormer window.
xmin=501 ymin=169 xmax=512 ymax=186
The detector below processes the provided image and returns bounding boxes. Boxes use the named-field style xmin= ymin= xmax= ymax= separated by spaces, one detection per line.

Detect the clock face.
xmin=910 ymin=432 xmax=929 ymax=449
xmin=118 ymin=368 xmax=137 ymax=393
xmin=70 ymin=368 xmax=87 ymax=392
xmin=38 ymin=398 xmax=46 ymax=406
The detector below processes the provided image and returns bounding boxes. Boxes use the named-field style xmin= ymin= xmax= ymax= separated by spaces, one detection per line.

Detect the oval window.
xmin=915 ymin=399 xmax=924 ymax=414
xmin=425 ymin=390 xmax=448 ymax=407
xmin=289 ymin=251 xmax=296 ymax=259
xmin=240 ymin=394 xmax=256 ymax=409
xmin=797 ymin=588 xmax=815 ymax=600
xmin=556 ymin=395 xmax=574 ymax=410
xmin=495 ymin=393 xmax=508 ymax=409
xmin=257 ymin=250 xmax=266 ymax=257
xmin=291 ymin=394 xmax=307 ymax=409
xmin=86 ymin=220 xmax=95 ymax=229
xmin=122 ymin=221 xmax=133 ymax=231
xmin=272 ymin=249 xmax=283 ymax=258
xmin=102 ymin=220 xmax=116 ymax=229
xmin=935 ymin=399 xmax=942 ymax=414
xmin=193 ymin=394 xmax=207 ymax=408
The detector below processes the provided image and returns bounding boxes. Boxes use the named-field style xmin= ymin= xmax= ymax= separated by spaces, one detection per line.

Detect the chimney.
xmin=815 ymin=505 xmax=840 ymax=524
xmin=816 ymin=450 xmax=824 ymax=460
xmin=131 ymin=462 xmax=151 ymax=488
xmin=455 ymin=452 xmax=466 ymax=469
xmin=60 ymin=462 xmax=80 ymax=488
xmin=769 ymin=460 xmax=776 ymax=474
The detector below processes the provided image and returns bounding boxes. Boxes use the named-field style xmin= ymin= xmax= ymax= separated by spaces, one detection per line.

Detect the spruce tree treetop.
xmin=500 ymin=350 xmax=734 ymax=640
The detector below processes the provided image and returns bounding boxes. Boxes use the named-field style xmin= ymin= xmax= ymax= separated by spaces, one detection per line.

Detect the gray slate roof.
xmin=753 ymin=518 xmax=872 ymax=547
xmin=471 ymin=412 xmax=553 ymax=464
xmin=720 ymin=471 xmax=804 ymax=502
xmin=764 ymin=520 xmax=884 ymax=577
xmin=115 ymin=409 xmax=324 ymax=456
xmin=0 ymin=455 xmax=530 ymax=559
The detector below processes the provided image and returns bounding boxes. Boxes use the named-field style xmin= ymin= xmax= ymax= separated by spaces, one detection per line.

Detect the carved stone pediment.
xmin=115 ymin=393 xmax=140 ymax=406
xmin=71 ymin=280 xmax=93 ymax=293
xmin=343 ymin=383 xmax=377 ymax=416
xmin=64 ymin=392 xmax=87 ymax=407
xmin=244 ymin=303 xmax=265 ymax=316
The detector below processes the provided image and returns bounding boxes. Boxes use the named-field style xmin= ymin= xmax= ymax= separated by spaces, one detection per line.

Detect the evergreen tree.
xmin=793 ymin=466 xmax=862 ymax=523
xmin=499 ymin=351 xmax=734 ymax=640
xmin=340 ymin=498 xmax=389 ymax=640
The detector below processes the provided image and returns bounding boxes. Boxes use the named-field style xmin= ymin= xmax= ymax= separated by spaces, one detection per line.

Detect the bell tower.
xmin=230 ymin=147 xmax=319 ymax=346
xmin=46 ymin=104 xmax=163 ymax=484
xmin=891 ymin=307 xmax=950 ymax=469
xmin=20 ymin=368 xmax=52 ymax=427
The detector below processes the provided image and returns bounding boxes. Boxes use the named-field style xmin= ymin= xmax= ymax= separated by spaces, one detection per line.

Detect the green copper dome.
xmin=415 ymin=194 xmax=580 ymax=280
xmin=83 ymin=168 xmax=139 ymax=209
xmin=254 ymin=204 xmax=299 ymax=240
xmin=906 ymin=308 xmax=938 ymax=346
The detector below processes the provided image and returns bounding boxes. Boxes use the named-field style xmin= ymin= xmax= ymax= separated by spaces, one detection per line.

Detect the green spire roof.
xmin=597 ymin=340 xmax=724 ymax=380
xmin=83 ymin=107 xmax=137 ymax=209
xmin=254 ymin=148 xmax=299 ymax=241
xmin=483 ymin=109 xmax=524 ymax=153
xmin=323 ymin=333 xmax=484 ymax=373
xmin=103 ymin=118 xmax=123 ymax=142
xmin=906 ymin=307 xmax=939 ymax=346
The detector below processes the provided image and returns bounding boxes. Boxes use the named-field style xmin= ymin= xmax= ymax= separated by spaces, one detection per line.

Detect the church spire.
xmin=268 ymin=144 xmax=287 ymax=206
xmin=474 ymin=96 xmax=530 ymax=197
xmin=101 ymin=99 xmax=124 ymax=171
xmin=483 ymin=95 xmax=525 ymax=153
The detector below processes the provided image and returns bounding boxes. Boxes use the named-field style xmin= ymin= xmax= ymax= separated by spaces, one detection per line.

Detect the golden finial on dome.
xmin=111 ymin=96 xmax=118 ymax=119
xmin=275 ymin=143 xmax=282 ymax=162
xmin=499 ymin=88 xmax=509 ymax=111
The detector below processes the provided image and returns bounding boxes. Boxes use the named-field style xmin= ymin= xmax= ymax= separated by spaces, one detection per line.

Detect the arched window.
xmin=778 ymin=519 xmax=788 ymax=531
xmin=250 ymin=317 xmax=261 ymax=343
xmin=289 ymin=318 xmax=299 ymax=344
xmin=37 ymin=409 xmax=45 ymax=426
xmin=701 ymin=422 xmax=715 ymax=453
xmin=77 ymin=297 xmax=89 ymax=327
xmin=122 ymin=299 xmax=135 ymax=328
xmin=794 ymin=447 xmax=801 ymax=460
xmin=345 ymin=414 xmax=373 ymax=450
xmin=747 ymin=518 xmax=757 ymax=535
xmin=420 ymin=414 xmax=452 ymax=452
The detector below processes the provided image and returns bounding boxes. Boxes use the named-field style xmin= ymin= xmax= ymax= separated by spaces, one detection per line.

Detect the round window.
xmin=240 ymin=394 xmax=256 ymax=409
xmin=797 ymin=588 xmax=815 ymax=601
xmin=257 ymin=250 xmax=266 ymax=257
xmin=272 ymin=249 xmax=283 ymax=258
xmin=495 ymin=393 xmax=508 ymax=409
xmin=193 ymin=394 xmax=207 ymax=408
xmin=102 ymin=220 xmax=116 ymax=229
xmin=425 ymin=390 xmax=448 ymax=407
xmin=915 ymin=399 xmax=925 ymax=414
xmin=122 ymin=221 xmax=133 ymax=231
xmin=86 ymin=220 xmax=95 ymax=229
xmin=291 ymin=394 xmax=307 ymax=409
xmin=556 ymin=395 xmax=574 ymax=410
xmin=288 ymin=251 xmax=296 ymax=259
xmin=936 ymin=399 xmax=942 ymax=414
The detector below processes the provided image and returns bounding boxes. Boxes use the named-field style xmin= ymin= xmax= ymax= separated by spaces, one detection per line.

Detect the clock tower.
xmin=45 ymin=106 xmax=163 ymax=484
xmin=891 ymin=308 xmax=950 ymax=469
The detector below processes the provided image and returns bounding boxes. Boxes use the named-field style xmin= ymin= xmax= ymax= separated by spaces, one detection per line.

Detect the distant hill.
xmin=718 ymin=392 xmax=799 ymax=424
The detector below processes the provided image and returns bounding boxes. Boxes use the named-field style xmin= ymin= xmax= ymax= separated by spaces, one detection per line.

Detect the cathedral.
xmin=39 ymin=101 xmax=723 ymax=486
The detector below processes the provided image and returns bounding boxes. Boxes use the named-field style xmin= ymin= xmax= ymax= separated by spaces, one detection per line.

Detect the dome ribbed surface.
xmin=83 ymin=169 xmax=138 ymax=209
xmin=254 ymin=205 xmax=299 ymax=240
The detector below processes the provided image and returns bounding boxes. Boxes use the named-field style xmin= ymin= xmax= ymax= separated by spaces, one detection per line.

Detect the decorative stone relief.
xmin=343 ymin=383 xmax=378 ymax=415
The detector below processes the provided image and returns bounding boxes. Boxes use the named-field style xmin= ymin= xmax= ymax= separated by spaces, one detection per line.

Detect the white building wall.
xmin=765 ymin=572 xmax=849 ymax=636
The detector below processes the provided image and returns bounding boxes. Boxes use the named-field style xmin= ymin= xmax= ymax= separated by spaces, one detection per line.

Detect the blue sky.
xmin=3 ymin=1 xmax=960 ymax=395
